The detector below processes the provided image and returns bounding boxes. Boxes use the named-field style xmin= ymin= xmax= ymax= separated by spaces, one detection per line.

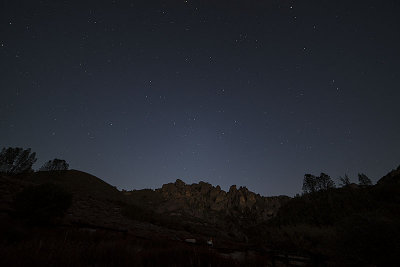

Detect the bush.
xmin=13 ymin=183 xmax=72 ymax=225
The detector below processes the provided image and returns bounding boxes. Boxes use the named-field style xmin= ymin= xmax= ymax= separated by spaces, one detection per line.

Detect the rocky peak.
xmin=174 ymin=179 xmax=185 ymax=188
xmin=229 ymin=185 xmax=237 ymax=192
xmin=156 ymin=180 xmax=290 ymax=223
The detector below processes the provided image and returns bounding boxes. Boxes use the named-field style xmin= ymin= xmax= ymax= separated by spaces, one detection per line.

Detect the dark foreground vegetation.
xmin=1 ymin=147 xmax=399 ymax=266
xmin=0 ymin=227 xmax=249 ymax=267
xmin=251 ymin=169 xmax=400 ymax=266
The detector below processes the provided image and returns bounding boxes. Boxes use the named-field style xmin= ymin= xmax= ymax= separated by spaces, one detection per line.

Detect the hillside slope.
xmin=1 ymin=167 xmax=399 ymax=266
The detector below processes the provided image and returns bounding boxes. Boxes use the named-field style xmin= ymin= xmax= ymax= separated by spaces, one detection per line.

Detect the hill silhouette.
xmin=0 ymin=166 xmax=399 ymax=266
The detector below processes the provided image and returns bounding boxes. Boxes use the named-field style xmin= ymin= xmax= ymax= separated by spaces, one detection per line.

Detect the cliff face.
xmin=155 ymin=179 xmax=290 ymax=224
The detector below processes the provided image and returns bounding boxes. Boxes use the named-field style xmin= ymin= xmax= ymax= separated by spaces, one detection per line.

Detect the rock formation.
xmin=155 ymin=179 xmax=290 ymax=224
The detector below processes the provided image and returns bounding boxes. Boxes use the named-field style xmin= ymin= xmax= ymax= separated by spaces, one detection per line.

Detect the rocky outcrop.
xmin=155 ymin=179 xmax=290 ymax=223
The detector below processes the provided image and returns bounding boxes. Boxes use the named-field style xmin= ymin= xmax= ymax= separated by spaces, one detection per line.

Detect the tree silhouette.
xmin=316 ymin=172 xmax=335 ymax=190
xmin=302 ymin=174 xmax=317 ymax=194
xmin=40 ymin=158 xmax=69 ymax=171
xmin=0 ymin=147 xmax=37 ymax=175
xmin=338 ymin=174 xmax=351 ymax=187
xmin=303 ymin=173 xmax=335 ymax=194
xmin=358 ymin=173 xmax=372 ymax=186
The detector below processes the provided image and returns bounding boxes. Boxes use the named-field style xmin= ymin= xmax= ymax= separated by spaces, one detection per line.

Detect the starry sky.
xmin=1 ymin=0 xmax=400 ymax=196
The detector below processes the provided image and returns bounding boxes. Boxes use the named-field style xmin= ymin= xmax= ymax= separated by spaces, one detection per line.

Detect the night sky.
xmin=1 ymin=0 xmax=399 ymax=196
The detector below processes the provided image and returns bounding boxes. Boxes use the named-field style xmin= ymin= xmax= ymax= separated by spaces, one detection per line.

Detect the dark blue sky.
xmin=1 ymin=0 xmax=399 ymax=196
